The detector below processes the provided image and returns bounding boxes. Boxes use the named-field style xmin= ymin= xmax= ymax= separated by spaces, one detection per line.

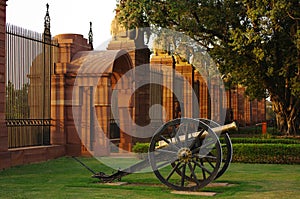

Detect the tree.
xmin=117 ymin=0 xmax=300 ymax=135
xmin=6 ymin=81 xmax=30 ymax=119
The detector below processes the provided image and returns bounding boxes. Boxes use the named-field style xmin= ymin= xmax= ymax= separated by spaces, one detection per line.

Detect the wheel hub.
xmin=177 ymin=148 xmax=192 ymax=163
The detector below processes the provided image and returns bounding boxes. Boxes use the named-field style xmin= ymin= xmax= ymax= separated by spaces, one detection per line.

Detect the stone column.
xmin=151 ymin=52 xmax=175 ymax=121
xmin=0 ymin=0 xmax=9 ymax=170
xmin=93 ymin=76 xmax=110 ymax=156
xmin=197 ymin=75 xmax=209 ymax=119
xmin=108 ymin=42 xmax=151 ymax=147
xmin=51 ymin=34 xmax=91 ymax=156
xmin=257 ymin=99 xmax=266 ymax=122
xmin=175 ymin=58 xmax=195 ymax=118
xmin=118 ymin=89 xmax=133 ymax=152
xmin=237 ymin=86 xmax=245 ymax=126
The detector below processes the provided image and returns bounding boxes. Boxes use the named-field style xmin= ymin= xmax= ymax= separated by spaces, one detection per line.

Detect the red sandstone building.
xmin=0 ymin=1 xmax=265 ymax=169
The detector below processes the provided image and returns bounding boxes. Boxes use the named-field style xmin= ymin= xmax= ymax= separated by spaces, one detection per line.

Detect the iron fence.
xmin=5 ymin=24 xmax=58 ymax=148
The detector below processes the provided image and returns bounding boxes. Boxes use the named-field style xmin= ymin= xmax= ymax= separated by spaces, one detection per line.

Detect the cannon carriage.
xmin=75 ymin=118 xmax=237 ymax=191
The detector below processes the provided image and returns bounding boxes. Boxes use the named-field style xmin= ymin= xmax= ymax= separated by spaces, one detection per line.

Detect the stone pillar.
xmin=237 ymin=86 xmax=245 ymax=126
xmin=93 ymin=76 xmax=110 ymax=156
xmin=244 ymin=96 xmax=251 ymax=126
xmin=151 ymin=52 xmax=175 ymax=121
xmin=175 ymin=57 xmax=195 ymax=118
xmin=51 ymin=34 xmax=91 ymax=156
xmin=198 ymin=76 xmax=209 ymax=119
xmin=149 ymin=66 xmax=164 ymax=127
xmin=107 ymin=34 xmax=151 ymax=147
xmin=0 ymin=0 xmax=10 ymax=170
xmin=231 ymin=87 xmax=239 ymax=123
xmin=257 ymin=99 xmax=266 ymax=122
xmin=118 ymin=89 xmax=133 ymax=152
xmin=252 ymin=99 xmax=259 ymax=124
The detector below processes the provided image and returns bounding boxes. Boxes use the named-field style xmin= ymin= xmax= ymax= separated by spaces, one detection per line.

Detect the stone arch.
xmin=70 ymin=49 xmax=133 ymax=155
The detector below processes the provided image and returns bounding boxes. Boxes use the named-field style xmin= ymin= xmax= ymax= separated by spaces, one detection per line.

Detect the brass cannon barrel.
xmin=158 ymin=121 xmax=237 ymax=148
xmin=210 ymin=121 xmax=238 ymax=134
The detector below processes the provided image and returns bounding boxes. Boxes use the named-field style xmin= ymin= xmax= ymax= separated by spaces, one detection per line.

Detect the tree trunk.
xmin=272 ymin=96 xmax=300 ymax=136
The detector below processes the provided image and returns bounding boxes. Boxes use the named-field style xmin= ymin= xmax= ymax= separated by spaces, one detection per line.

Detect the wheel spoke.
xmin=159 ymin=135 xmax=171 ymax=144
xmin=204 ymin=155 xmax=217 ymax=160
xmin=191 ymin=146 xmax=200 ymax=154
xmin=194 ymin=153 xmax=217 ymax=160
xmin=200 ymin=159 xmax=207 ymax=180
xmin=176 ymin=124 xmax=186 ymax=147
xmin=184 ymin=125 xmax=189 ymax=147
xmin=193 ymin=159 xmax=212 ymax=175
xmin=200 ymin=139 xmax=217 ymax=149
xmin=158 ymin=149 xmax=177 ymax=155
xmin=166 ymin=162 xmax=181 ymax=181
xmin=206 ymin=152 xmax=218 ymax=160
xmin=173 ymin=127 xmax=183 ymax=148
xmin=157 ymin=161 xmax=173 ymax=170
xmin=205 ymin=157 xmax=216 ymax=169
xmin=188 ymin=162 xmax=200 ymax=185
xmin=169 ymin=126 xmax=176 ymax=145
xmin=181 ymin=164 xmax=186 ymax=187
xmin=189 ymin=129 xmax=204 ymax=149
xmin=159 ymin=135 xmax=180 ymax=150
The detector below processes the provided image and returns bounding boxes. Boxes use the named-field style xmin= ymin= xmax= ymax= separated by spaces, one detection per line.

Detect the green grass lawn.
xmin=0 ymin=157 xmax=299 ymax=199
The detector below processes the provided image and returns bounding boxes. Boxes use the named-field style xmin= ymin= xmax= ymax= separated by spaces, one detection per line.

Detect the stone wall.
xmin=0 ymin=0 xmax=9 ymax=169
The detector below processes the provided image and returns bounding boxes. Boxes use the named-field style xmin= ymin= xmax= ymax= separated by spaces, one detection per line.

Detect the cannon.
xmin=74 ymin=118 xmax=237 ymax=191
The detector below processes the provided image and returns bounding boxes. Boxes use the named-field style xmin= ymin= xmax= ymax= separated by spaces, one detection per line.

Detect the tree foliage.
xmin=117 ymin=0 xmax=300 ymax=135
xmin=5 ymin=81 xmax=29 ymax=119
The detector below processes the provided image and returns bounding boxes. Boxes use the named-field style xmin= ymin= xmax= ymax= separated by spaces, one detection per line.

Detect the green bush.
xmin=132 ymin=142 xmax=150 ymax=154
xmin=228 ymin=138 xmax=300 ymax=144
xmin=232 ymin=144 xmax=300 ymax=164
xmin=131 ymin=139 xmax=300 ymax=164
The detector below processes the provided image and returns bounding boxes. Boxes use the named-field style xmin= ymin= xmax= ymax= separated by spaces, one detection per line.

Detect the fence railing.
xmin=5 ymin=24 xmax=58 ymax=148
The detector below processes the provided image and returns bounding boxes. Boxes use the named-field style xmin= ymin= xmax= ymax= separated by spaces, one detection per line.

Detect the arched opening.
xmin=70 ymin=50 xmax=134 ymax=155
xmin=109 ymin=51 xmax=134 ymax=151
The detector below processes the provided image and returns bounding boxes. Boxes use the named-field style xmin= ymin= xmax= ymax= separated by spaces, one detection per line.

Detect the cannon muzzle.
xmin=212 ymin=121 xmax=238 ymax=134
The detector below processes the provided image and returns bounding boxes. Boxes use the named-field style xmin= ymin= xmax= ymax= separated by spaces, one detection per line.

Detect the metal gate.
xmin=5 ymin=5 xmax=58 ymax=148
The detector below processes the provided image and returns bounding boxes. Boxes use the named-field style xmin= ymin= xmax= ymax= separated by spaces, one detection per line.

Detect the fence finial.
xmin=88 ymin=21 xmax=93 ymax=50
xmin=43 ymin=3 xmax=51 ymax=43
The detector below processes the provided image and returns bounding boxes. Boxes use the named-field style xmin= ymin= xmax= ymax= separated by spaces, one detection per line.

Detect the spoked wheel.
xmin=149 ymin=118 xmax=222 ymax=191
xmin=198 ymin=119 xmax=233 ymax=179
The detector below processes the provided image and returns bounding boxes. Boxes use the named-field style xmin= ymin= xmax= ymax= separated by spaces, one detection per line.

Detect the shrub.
xmin=132 ymin=142 xmax=150 ymax=159
xmin=131 ymin=139 xmax=300 ymax=164
xmin=232 ymin=144 xmax=300 ymax=164
xmin=227 ymin=138 xmax=300 ymax=145
xmin=132 ymin=142 xmax=150 ymax=154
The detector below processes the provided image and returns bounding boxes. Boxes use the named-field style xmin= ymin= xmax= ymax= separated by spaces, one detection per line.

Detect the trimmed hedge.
xmin=228 ymin=138 xmax=300 ymax=145
xmin=132 ymin=139 xmax=300 ymax=164
xmin=232 ymin=144 xmax=300 ymax=164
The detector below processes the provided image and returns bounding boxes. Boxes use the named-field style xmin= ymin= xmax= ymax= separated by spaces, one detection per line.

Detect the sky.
xmin=6 ymin=0 xmax=117 ymax=49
